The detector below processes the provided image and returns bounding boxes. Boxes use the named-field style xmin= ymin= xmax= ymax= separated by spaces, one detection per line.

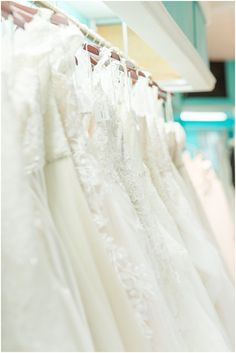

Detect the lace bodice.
xmin=9 ymin=14 xmax=85 ymax=173
xmin=54 ymin=43 xmax=177 ymax=346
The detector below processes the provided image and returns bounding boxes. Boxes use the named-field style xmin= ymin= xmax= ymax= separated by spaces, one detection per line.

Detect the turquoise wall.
xmin=163 ymin=1 xmax=195 ymax=44
xmin=173 ymin=59 xmax=235 ymax=153
xmin=163 ymin=1 xmax=208 ymax=64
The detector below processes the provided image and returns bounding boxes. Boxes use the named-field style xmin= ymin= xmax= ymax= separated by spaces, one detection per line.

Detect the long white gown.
xmin=164 ymin=121 xmax=220 ymax=246
xmin=109 ymin=69 xmax=232 ymax=351
xmin=57 ymin=43 xmax=191 ymax=351
xmin=42 ymin=20 xmax=155 ymax=350
xmin=134 ymin=78 xmax=235 ymax=349
xmin=183 ymin=152 xmax=235 ymax=280
xmin=2 ymin=16 xmax=95 ymax=352
xmin=43 ymin=76 xmax=125 ymax=351
xmin=61 ymin=45 xmax=232 ymax=350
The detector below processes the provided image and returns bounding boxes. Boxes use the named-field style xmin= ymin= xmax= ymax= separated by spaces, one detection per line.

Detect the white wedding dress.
xmin=183 ymin=152 xmax=235 ymax=280
xmin=134 ymin=79 xmax=235 ymax=349
xmin=2 ymin=16 xmax=95 ymax=352
xmin=42 ymin=19 xmax=157 ymax=351
xmin=164 ymin=121 xmax=220 ymax=245
xmin=60 ymin=45 xmax=231 ymax=350
xmin=58 ymin=45 xmax=191 ymax=351
xmin=108 ymin=68 xmax=232 ymax=351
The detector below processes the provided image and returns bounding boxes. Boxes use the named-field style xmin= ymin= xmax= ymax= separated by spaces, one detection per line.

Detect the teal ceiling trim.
xmin=55 ymin=2 xmax=90 ymax=26
xmin=163 ymin=1 xmax=195 ymax=45
xmin=193 ymin=1 xmax=208 ymax=65
xmin=163 ymin=1 xmax=208 ymax=64
xmin=182 ymin=97 xmax=234 ymax=107
xmin=96 ymin=17 xmax=121 ymax=25
xmin=225 ymin=60 xmax=235 ymax=103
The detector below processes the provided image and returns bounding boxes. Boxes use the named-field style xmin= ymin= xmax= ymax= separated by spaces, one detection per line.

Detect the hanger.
xmin=1 ymin=0 xmax=171 ymax=101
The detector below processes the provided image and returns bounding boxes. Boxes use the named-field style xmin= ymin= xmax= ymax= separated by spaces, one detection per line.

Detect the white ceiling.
xmin=202 ymin=1 xmax=235 ymax=60
xmin=67 ymin=0 xmax=115 ymax=19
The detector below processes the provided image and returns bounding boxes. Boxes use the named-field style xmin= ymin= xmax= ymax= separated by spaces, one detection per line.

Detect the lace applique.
xmin=20 ymin=70 xmax=45 ymax=174
xmin=70 ymin=126 xmax=156 ymax=338
xmin=60 ymin=49 xmax=158 ymax=339
xmin=118 ymin=149 xmax=187 ymax=286
xmin=92 ymin=75 xmax=188 ymax=290
xmin=100 ymin=234 xmax=154 ymax=338
xmin=91 ymin=96 xmax=188 ymax=327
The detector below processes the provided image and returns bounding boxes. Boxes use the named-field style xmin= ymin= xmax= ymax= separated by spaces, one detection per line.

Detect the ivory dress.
xmin=164 ymin=121 xmax=219 ymax=245
xmin=60 ymin=45 xmax=231 ymax=350
xmin=112 ymin=69 xmax=232 ymax=351
xmin=183 ymin=153 xmax=235 ymax=280
xmin=134 ymin=78 xmax=235 ymax=349
xmin=57 ymin=43 xmax=190 ymax=351
xmin=2 ymin=15 xmax=94 ymax=352
xmin=43 ymin=19 xmax=151 ymax=351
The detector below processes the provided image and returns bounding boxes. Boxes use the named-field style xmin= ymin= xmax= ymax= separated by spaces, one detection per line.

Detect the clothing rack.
xmin=1 ymin=0 xmax=170 ymax=100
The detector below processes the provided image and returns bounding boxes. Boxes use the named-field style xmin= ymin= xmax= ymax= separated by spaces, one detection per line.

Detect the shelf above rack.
xmin=104 ymin=1 xmax=216 ymax=93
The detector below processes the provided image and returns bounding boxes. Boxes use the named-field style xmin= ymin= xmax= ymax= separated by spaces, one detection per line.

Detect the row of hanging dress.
xmin=162 ymin=121 xmax=234 ymax=279
xmin=181 ymin=149 xmax=235 ymax=280
xmin=2 ymin=11 xmax=235 ymax=352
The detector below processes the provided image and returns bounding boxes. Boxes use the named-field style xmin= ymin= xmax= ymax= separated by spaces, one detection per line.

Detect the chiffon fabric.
xmin=2 ymin=13 xmax=235 ymax=352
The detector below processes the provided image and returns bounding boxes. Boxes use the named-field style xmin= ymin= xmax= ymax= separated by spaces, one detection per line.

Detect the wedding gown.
xmin=42 ymin=19 xmax=156 ymax=351
xmin=164 ymin=121 xmax=220 ymax=246
xmin=2 ymin=16 xmax=94 ymax=352
xmin=135 ymin=79 xmax=235 ymax=349
xmin=183 ymin=153 xmax=235 ymax=280
xmin=56 ymin=44 xmax=192 ymax=351
xmin=63 ymin=45 xmax=231 ymax=350
xmin=43 ymin=49 xmax=126 ymax=353
xmin=108 ymin=67 xmax=232 ymax=351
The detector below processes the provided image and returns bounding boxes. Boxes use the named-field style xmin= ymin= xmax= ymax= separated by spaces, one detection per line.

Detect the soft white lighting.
xmin=180 ymin=112 xmax=228 ymax=122
xmin=158 ymin=79 xmax=188 ymax=86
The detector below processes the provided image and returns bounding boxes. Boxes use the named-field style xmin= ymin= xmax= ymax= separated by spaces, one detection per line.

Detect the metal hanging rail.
xmin=35 ymin=0 xmax=133 ymax=65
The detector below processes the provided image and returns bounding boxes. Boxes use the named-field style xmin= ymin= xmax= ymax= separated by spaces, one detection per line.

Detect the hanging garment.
xmin=2 ymin=16 xmax=94 ymax=352
xmin=183 ymin=153 xmax=235 ymax=280
xmin=60 ymin=44 xmax=231 ymax=351
xmin=135 ymin=79 xmax=235 ymax=349
xmin=114 ymin=74 xmax=233 ymax=351
xmin=55 ymin=41 xmax=188 ymax=352
xmin=164 ymin=121 xmax=224 ymax=247
xmin=43 ymin=21 xmax=149 ymax=351
xmin=164 ymin=122 xmax=234 ymax=280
